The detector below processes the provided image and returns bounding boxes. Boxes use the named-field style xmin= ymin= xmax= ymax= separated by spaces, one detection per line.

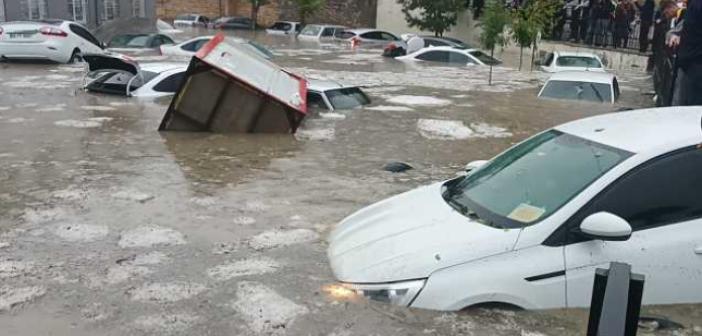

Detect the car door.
xmin=415 ymin=50 xmax=450 ymax=63
xmin=448 ymin=51 xmax=476 ymax=65
xmin=560 ymin=147 xmax=702 ymax=307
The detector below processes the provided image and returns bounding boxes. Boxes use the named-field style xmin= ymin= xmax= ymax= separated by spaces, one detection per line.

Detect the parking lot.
xmin=1 ymin=28 xmax=700 ymax=335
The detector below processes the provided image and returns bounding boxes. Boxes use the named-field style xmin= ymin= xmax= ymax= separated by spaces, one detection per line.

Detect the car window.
xmin=469 ymin=51 xmax=501 ymax=65
xmin=448 ymin=51 xmax=473 ymax=64
xmin=380 ymin=32 xmax=398 ymax=41
xmin=446 ymin=130 xmax=632 ymax=229
xmin=545 ymin=53 xmax=555 ymax=66
xmin=416 ymin=50 xmax=450 ymax=63
xmin=559 ymin=147 xmax=702 ymax=242
xmin=424 ymin=39 xmax=448 ymax=47
xmin=307 ymin=92 xmax=327 ymax=109
xmin=321 ymin=28 xmax=335 ymax=37
xmin=153 ymin=72 xmax=185 ymax=93
xmin=540 ymin=80 xmax=613 ymax=103
xmin=176 ymin=14 xmax=197 ymax=21
xmin=326 ymin=88 xmax=371 ymax=109
xmin=613 ymin=78 xmax=620 ymax=100
xmin=556 ymin=56 xmax=602 ymax=68
xmin=69 ymin=24 xmax=102 ymax=47
xmin=181 ymin=39 xmax=209 ymax=52
xmin=199 ymin=16 xmax=209 ymax=23
xmin=300 ymin=25 xmax=322 ymax=36
xmin=271 ymin=22 xmax=291 ymax=30
xmin=336 ymin=31 xmax=356 ymax=39
xmin=360 ymin=31 xmax=383 ymax=40
xmin=125 ymin=35 xmax=149 ymax=47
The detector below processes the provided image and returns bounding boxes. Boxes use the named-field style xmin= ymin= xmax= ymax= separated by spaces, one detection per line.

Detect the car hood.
xmin=327 ymin=182 xmax=521 ymax=283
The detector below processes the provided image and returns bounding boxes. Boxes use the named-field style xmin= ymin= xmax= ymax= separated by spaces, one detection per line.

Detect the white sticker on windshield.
xmin=508 ymin=204 xmax=546 ymax=223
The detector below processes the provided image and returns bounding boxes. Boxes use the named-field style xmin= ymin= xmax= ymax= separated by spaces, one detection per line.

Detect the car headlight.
xmin=342 ymin=279 xmax=426 ymax=307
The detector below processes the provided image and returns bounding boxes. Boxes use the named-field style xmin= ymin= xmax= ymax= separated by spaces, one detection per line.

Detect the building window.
xmin=132 ymin=0 xmax=146 ymax=17
xmin=24 ymin=0 xmax=48 ymax=20
xmin=102 ymin=0 xmax=120 ymax=21
xmin=68 ymin=0 xmax=88 ymax=23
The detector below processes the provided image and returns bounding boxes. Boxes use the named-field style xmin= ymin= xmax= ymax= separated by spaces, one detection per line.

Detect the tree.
xmin=479 ymin=0 xmax=510 ymax=85
xmin=521 ymin=0 xmax=560 ymax=70
xmin=249 ymin=0 xmax=270 ymax=30
xmin=511 ymin=7 xmax=535 ymax=70
xmin=294 ymin=0 xmax=325 ymax=25
xmin=396 ymin=0 xmax=467 ymax=37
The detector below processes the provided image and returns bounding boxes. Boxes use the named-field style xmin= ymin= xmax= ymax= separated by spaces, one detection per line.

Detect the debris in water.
xmin=383 ymin=162 xmax=413 ymax=173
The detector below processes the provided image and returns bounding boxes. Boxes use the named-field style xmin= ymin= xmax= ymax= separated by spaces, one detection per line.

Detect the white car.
xmin=396 ymin=46 xmax=501 ymax=66
xmin=539 ymin=51 xmax=605 ymax=73
xmin=328 ymin=106 xmax=702 ymax=310
xmin=539 ymin=71 xmax=620 ymax=104
xmin=297 ymin=24 xmax=347 ymax=40
xmin=160 ymin=36 xmax=273 ymax=59
xmin=83 ymin=53 xmax=186 ymax=98
xmin=307 ymin=79 xmax=371 ymax=111
xmin=336 ymin=28 xmax=401 ymax=45
xmin=266 ymin=21 xmax=301 ymax=35
xmin=0 ymin=19 xmax=104 ymax=63
xmin=173 ymin=14 xmax=209 ymax=27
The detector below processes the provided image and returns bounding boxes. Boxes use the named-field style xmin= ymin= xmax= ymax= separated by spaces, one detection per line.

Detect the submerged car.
xmin=539 ymin=71 xmax=619 ymax=104
xmin=298 ymin=24 xmax=347 ymax=40
xmin=307 ymin=80 xmax=371 ymax=111
xmin=336 ymin=29 xmax=401 ymax=45
xmin=397 ymin=46 xmax=501 ymax=66
xmin=267 ymin=21 xmax=301 ymax=35
xmin=83 ymin=53 xmax=186 ymax=98
xmin=107 ymin=34 xmax=175 ymax=51
xmin=538 ymin=51 xmax=605 ymax=73
xmin=173 ymin=14 xmax=209 ymax=27
xmin=384 ymin=35 xmax=473 ymax=57
xmin=0 ymin=19 xmax=104 ymax=63
xmin=159 ymin=36 xmax=273 ymax=59
xmin=328 ymin=106 xmax=702 ymax=310
xmin=212 ymin=16 xmax=254 ymax=30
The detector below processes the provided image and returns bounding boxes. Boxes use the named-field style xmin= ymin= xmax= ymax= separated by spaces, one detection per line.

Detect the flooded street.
xmin=1 ymin=29 xmax=698 ymax=335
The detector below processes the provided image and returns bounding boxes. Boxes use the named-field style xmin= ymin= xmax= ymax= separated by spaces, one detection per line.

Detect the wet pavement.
xmin=0 ymin=28 xmax=699 ymax=336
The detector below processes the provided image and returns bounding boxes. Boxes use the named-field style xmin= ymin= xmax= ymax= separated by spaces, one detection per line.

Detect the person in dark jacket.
xmin=636 ymin=0 xmax=656 ymax=52
xmin=588 ymin=0 xmax=616 ymax=46
xmin=670 ymin=0 xmax=702 ymax=105
xmin=613 ymin=0 xmax=637 ymax=48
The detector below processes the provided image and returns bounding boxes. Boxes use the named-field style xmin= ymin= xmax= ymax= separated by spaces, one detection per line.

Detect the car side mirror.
xmin=579 ymin=212 xmax=632 ymax=241
xmin=465 ymin=160 xmax=488 ymax=173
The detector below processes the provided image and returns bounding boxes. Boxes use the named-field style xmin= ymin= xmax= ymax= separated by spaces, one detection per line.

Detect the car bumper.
xmin=0 ymin=41 xmax=71 ymax=63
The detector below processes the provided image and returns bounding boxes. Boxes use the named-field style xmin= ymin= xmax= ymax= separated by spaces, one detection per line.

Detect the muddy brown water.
xmin=0 ymin=28 xmax=698 ymax=336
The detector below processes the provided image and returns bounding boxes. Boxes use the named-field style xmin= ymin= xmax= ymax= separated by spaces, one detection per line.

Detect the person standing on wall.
xmin=637 ymin=0 xmax=656 ymax=52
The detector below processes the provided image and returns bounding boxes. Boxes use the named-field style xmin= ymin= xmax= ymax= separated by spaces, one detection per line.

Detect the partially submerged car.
xmin=159 ymin=35 xmax=273 ymax=59
xmin=267 ymin=21 xmax=301 ymax=35
xmin=538 ymin=51 xmax=605 ymax=73
xmin=159 ymin=33 xmax=307 ymax=134
xmin=107 ymin=34 xmax=175 ymax=51
xmin=83 ymin=53 xmax=186 ymax=98
xmin=539 ymin=71 xmax=619 ymax=104
xmin=307 ymin=80 xmax=371 ymax=111
xmin=212 ymin=16 xmax=254 ymax=30
xmin=336 ymin=29 xmax=401 ymax=45
xmin=298 ymin=24 xmax=347 ymax=40
xmin=173 ymin=14 xmax=209 ymax=27
xmin=384 ymin=35 xmax=473 ymax=57
xmin=328 ymin=106 xmax=702 ymax=310
xmin=0 ymin=19 xmax=104 ymax=63
xmin=397 ymin=46 xmax=501 ymax=66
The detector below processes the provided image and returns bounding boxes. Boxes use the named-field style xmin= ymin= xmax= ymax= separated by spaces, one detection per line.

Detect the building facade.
xmin=156 ymin=0 xmax=377 ymax=28
xmin=0 ymin=0 xmax=156 ymax=28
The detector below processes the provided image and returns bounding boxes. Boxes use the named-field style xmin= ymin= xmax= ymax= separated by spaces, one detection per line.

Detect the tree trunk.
xmin=489 ymin=48 xmax=494 ymax=85
xmin=519 ymin=46 xmax=524 ymax=71
xmin=530 ymin=40 xmax=537 ymax=71
xmin=251 ymin=5 xmax=259 ymax=30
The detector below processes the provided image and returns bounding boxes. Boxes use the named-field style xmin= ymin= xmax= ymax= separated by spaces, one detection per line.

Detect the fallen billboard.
xmin=159 ymin=33 xmax=308 ymax=134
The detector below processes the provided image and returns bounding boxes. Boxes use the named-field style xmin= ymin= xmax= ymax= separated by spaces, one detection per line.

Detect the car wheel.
xmin=68 ymin=49 xmax=82 ymax=64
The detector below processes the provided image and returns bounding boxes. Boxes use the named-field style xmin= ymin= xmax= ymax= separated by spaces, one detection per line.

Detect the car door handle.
xmin=695 ymin=247 xmax=702 ymax=255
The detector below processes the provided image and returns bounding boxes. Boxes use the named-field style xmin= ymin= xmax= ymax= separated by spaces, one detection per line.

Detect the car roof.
xmin=140 ymin=62 xmax=187 ymax=73
xmin=307 ymin=79 xmax=350 ymax=91
xmin=417 ymin=46 xmax=477 ymax=53
xmin=554 ymin=51 xmax=600 ymax=58
xmin=555 ymin=107 xmax=702 ymax=154
xmin=547 ymin=71 xmax=614 ymax=84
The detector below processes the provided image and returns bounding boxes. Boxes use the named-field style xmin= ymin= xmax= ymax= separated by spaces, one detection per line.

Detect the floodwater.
xmin=0 ymin=28 xmax=698 ymax=336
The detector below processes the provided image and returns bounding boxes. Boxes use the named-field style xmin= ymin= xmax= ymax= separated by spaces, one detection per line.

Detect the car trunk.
xmin=158 ymin=33 xmax=308 ymax=134
xmin=83 ymin=53 xmax=144 ymax=96
xmin=0 ymin=22 xmax=46 ymax=43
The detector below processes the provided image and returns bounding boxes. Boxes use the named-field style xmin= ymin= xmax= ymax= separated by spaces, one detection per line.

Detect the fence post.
xmin=587 ymin=262 xmax=645 ymax=336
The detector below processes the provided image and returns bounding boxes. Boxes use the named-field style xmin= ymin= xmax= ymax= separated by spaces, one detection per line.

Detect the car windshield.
xmin=443 ymin=130 xmax=631 ymax=229
xmin=540 ymin=80 xmax=613 ymax=103
xmin=176 ymin=14 xmax=197 ymax=21
xmin=300 ymin=25 xmax=322 ymax=36
xmin=556 ymin=56 xmax=602 ymax=68
xmin=469 ymin=51 xmax=501 ymax=65
xmin=326 ymin=88 xmax=370 ymax=109
xmin=109 ymin=35 xmax=148 ymax=48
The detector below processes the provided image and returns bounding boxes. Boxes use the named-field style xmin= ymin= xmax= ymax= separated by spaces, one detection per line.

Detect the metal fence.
xmin=547 ymin=18 xmax=651 ymax=52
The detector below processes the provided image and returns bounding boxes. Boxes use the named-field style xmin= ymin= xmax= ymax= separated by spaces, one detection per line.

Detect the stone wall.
xmin=157 ymin=0 xmax=377 ymax=28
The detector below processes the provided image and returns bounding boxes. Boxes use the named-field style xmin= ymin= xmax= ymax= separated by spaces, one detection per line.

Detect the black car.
xmin=107 ymin=34 xmax=175 ymax=49
xmin=213 ymin=17 xmax=255 ymax=30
